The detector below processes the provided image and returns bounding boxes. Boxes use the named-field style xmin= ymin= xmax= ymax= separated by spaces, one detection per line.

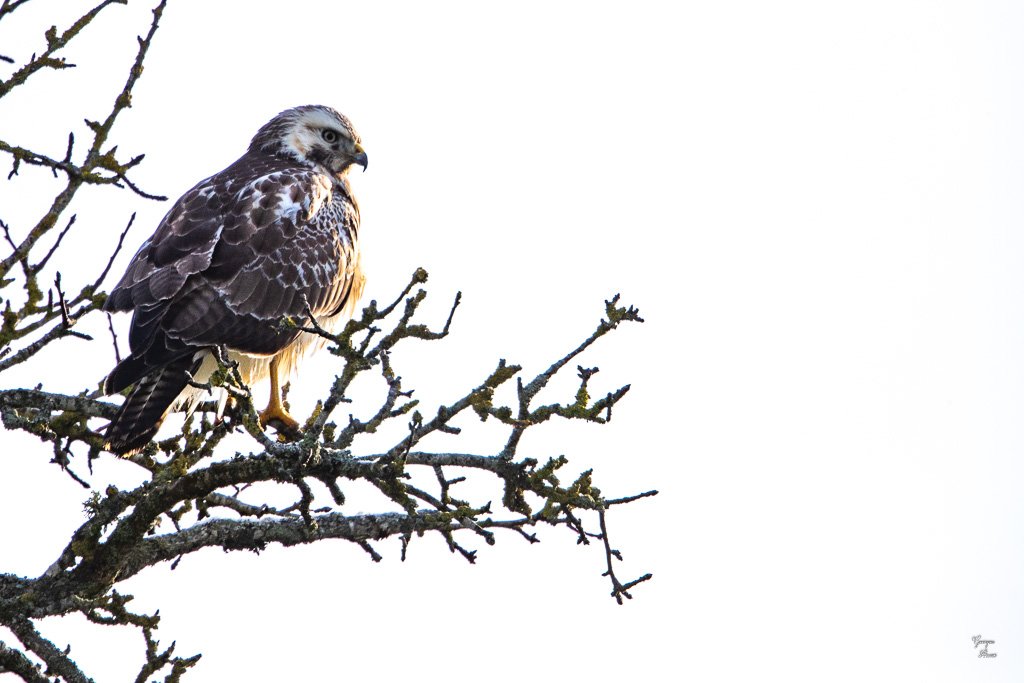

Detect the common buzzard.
xmin=103 ymin=105 xmax=367 ymax=455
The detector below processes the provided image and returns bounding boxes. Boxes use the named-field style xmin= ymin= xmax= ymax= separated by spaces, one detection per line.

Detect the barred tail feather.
xmin=104 ymin=355 xmax=201 ymax=456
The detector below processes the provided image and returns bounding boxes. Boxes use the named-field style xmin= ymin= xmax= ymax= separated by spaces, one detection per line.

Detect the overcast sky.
xmin=2 ymin=1 xmax=1023 ymax=681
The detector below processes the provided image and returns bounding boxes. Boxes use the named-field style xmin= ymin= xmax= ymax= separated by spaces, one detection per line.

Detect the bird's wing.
xmin=104 ymin=154 xmax=359 ymax=390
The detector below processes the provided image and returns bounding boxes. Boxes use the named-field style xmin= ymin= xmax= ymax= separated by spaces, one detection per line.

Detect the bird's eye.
xmin=321 ymin=129 xmax=339 ymax=144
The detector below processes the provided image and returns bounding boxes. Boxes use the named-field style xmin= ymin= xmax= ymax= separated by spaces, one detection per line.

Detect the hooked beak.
xmin=352 ymin=143 xmax=368 ymax=172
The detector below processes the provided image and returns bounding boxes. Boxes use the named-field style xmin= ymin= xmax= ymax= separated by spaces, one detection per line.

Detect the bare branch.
xmin=0 ymin=388 xmax=117 ymax=420
xmin=521 ymin=294 xmax=643 ymax=404
xmin=0 ymin=303 xmax=96 ymax=372
xmin=605 ymin=490 xmax=660 ymax=506
xmin=0 ymin=639 xmax=49 ymax=683
xmin=0 ymin=1 xmax=125 ymax=99
xmin=598 ymin=508 xmax=653 ymax=605
xmin=0 ymin=139 xmax=80 ymax=179
xmin=3 ymin=613 xmax=94 ymax=683
xmin=203 ymin=492 xmax=299 ymax=519
xmin=90 ymin=211 xmax=135 ymax=291
xmin=117 ymin=167 xmax=167 ymax=200
xmin=106 ymin=312 xmax=121 ymax=363
xmin=30 ymin=213 xmax=76 ymax=273
xmin=0 ymin=0 xmax=33 ymax=24
xmin=81 ymin=0 xmax=168 ymax=168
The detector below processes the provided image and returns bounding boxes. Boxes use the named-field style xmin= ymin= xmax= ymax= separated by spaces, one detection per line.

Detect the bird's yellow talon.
xmin=258 ymin=404 xmax=300 ymax=431
xmin=258 ymin=357 xmax=300 ymax=433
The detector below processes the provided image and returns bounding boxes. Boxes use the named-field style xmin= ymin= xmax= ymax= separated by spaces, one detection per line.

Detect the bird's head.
xmin=249 ymin=105 xmax=368 ymax=177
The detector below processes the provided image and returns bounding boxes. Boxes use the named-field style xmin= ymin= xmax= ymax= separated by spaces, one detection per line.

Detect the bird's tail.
xmin=105 ymin=354 xmax=201 ymax=456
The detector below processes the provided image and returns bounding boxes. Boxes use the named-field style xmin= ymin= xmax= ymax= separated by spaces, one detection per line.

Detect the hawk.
xmin=102 ymin=105 xmax=367 ymax=455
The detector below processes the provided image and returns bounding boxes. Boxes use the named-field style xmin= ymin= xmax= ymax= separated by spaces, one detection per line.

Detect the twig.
xmin=117 ymin=171 xmax=167 ymax=201
xmin=0 ymin=0 xmax=40 ymax=24
xmin=560 ymin=505 xmax=591 ymax=545
xmin=403 ymin=484 xmax=446 ymax=511
xmin=106 ymin=313 xmax=120 ymax=364
xmin=0 ymin=0 xmax=122 ymax=99
xmin=0 ymin=306 xmax=95 ymax=372
xmin=605 ymin=490 xmax=659 ymax=506
xmin=598 ymin=508 xmax=652 ymax=605
xmin=30 ymin=214 xmax=76 ymax=273
xmin=90 ymin=211 xmax=134 ymax=290
xmin=204 ymin=492 xmax=297 ymax=519
xmin=357 ymin=540 xmax=382 ymax=562
xmin=0 ymin=217 xmax=15 ymax=251
xmin=54 ymin=272 xmax=92 ymax=340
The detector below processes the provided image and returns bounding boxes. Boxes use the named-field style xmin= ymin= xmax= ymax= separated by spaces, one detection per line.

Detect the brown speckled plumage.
xmin=103 ymin=105 xmax=367 ymax=455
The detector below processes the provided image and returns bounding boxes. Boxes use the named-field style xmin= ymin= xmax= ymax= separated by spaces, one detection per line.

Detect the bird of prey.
xmin=102 ymin=105 xmax=367 ymax=455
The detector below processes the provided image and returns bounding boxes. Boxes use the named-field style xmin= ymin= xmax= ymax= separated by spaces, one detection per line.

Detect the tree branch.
xmin=0 ymin=639 xmax=49 ymax=683
xmin=0 ymin=0 xmax=124 ymax=99
xmin=2 ymin=612 xmax=94 ymax=683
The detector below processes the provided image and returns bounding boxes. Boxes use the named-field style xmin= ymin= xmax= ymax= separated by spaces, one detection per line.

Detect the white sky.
xmin=1 ymin=1 xmax=1023 ymax=681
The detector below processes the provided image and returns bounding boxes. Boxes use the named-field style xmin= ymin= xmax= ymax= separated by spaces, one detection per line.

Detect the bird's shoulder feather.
xmin=103 ymin=151 xmax=360 ymax=358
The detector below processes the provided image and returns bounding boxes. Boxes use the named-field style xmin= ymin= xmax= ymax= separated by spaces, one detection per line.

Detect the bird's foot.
xmin=258 ymin=401 xmax=302 ymax=439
